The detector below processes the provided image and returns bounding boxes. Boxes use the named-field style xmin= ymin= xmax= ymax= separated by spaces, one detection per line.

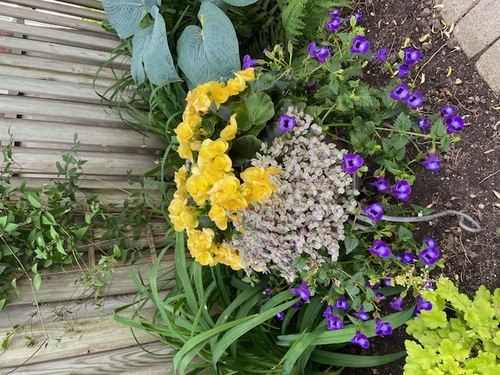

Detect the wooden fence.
xmin=0 ymin=1 xmax=174 ymax=373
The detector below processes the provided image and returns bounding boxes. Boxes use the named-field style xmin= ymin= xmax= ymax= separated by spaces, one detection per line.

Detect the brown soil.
xmin=343 ymin=0 xmax=500 ymax=373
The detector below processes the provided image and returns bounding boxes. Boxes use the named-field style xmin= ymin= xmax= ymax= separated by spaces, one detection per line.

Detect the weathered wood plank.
xmin=0 ymin=3 xmax=111 ymax=35
xmin=0 ymin=341 xmax=172 ymax=375
xmin=0 ymin=19 xmax=117 ymax=51
xmin=7 ymin=0 xmax=107 ymax=21
xmin=56 ymin=0 xmax=104 ymax=11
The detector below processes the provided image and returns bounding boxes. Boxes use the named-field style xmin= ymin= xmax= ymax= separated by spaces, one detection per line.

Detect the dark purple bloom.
xmin=390 ymin=83 xmax=411 ymax=101
xmin=278 ymin=115 xmax=296 ymax=133
xmin=369 ymin=239 xmax=391 ymax=258
xmin=446 ymin=116 xmax=465 ymax=133
xmin=403 ymin=49 xmax=422 ymax=65
xmin=306 ymin=81 xmax=318 ymax=93
xmin=276 ymin=311 xmax=285 ymax=320
xmin=334 ymin=297 xmax=349 ymax=310
xmin=375 ymin=318 xmax=393 ymax=336
xmin=381 ymin=274 xmax=393 ymax=287
xmin=307 ymin=42 xmax=318 ymax=57
xmin=398 ymin=64 xmax=409 ymax=78
xmin=326 ymin=17 xmax=342 ymax=32
xmin=351 ymin=331 xmax=370 ymax=348
xmin=323 ymin=305 xmax=333 ymax=319
xmin=326 ymin=315 xmax=344 ymax=330
xmin=242 ymin=54 xmax=258 ymax=69
xmin=307 ymin=42 xmax=330 ymax=63
xmin=440 ymin=105 xmax=456 ymax=118
xmin=418 ymin=247 xmax=440 ymax=266
xmin=290 ymin=281 xmax=310 ymax=301
xmin=414 ymin=295 xmax=432 ymax=315
xmin=423 ymin=237 xmax=437 ymax=248
xmin=418 ymin=118 xmax=432 ymax=132
xmin=397 ymin=252 xmax=415 ymax=264
xmin=363 ymin=203 xmax=384 ymax=221
xmin=373 ymin=48 xmax=389 ymax=62
xmin=292 ymin=301 xmax=302 ymax=309
xmin=348 ymin=11 xmax=363 ymax=23
xmin=405 ymin=91 xmax=424 ymax=108
xmin=390 ymin=296 xmax=404 ymax=311
xmin=342 ymin=153 xmax=364 ymax=173
xmin=350 ymin=35 xmax=371 ymax=54
xmin=391 ymin=179 xmax=412 ymax=202
xmin=370 ymin=176 xmax=390 ymax=193
xmin=375 ymin=292 xmax=386 ymax=301
xmin=328 ymin=9 xmax=341 ymax=18
xmin=422 ymin=153 xmax=441 ymax=172
xmin=353 ymin=306 xmax=370 ymax=321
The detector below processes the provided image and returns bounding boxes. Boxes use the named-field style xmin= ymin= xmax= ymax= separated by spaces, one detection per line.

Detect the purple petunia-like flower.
xmin=276 ymin=311 xmax=285 ymax=320
xmin=328 ymin=9 xmax=341 ymax=17
xmin=351 ymin=331 xmax=370 ymax=348
xmin=381 ymin=273 xmax=393 ymax=287
xmin=398 ymin=64 xmax=409 ymax=78
xmin=242 ymin=54 xmax=258 ymax=69
xmin=418 ymin=246 xmax=440 ymax=266
xmin=414 ymin=295 xmax=432 ymax=315
xmin=306 ymin=81 xmax=318 ymax=93
xmin=334 ymin=297 xmax=349 ymax=310
xmin=370 ymin=176 xmax=390 ymax=193
xmin=290 ymin=281 xmax=311 ymax=301
xmin=390 ymin=296 xmax=404 ymax=311
xmin=390 ymin=82 xmax=411 ymax=101
xmin=418 ymin=118 xmax=432 ymax=132
xmin=403 ymin=49 xmax=422 ymax=65
xmin=440 ymin=105 xmax=456 ymax=118
xmin=363 ymin=203 xmax=384 ymax=221
xmin=405 ymin=91 xmax=424 ymax=108
xmin=397 ymin=252 xmax=415 ymax=264
xmin=375 ymin=318 xmax=393 ymax=336
xmin=348 ymin=11 xmax=363 ymax=23
xmin=373 ymin=48 xmax=389 ymax=62
xmin=422 ymin=153 xmax=441 ymax=172
xmin=369 ymin=240 xmax=392 ymax=258
xmin=446 ymin=116 xmax=465 ymax=133
xmin=353 ymin=306 xmax=370 ymax=321
xmin=326 ymin=315 xmax=344 ymax=330
xmin=423 ymin=237 xmax=437 ymax=248
xmin=307 ymin=42 xmax=330 ymax=64
xmin=392 ymin=179 xmax=412 ymax=202
xmin=350 ymin=35 xmax=371 ymax=54
xmin=326 ymin=17 xmax=342 ymax=32
xmin=278 ymin=115 xmax=296 ymax=133
xmin=342 ymin=153 xmax=364 ymax=173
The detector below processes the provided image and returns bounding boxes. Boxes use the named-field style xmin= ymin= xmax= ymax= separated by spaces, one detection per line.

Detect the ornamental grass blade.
xmin=279 ymin=326 xmax=324 ymax=375
xmin=311 ymin=349 xmax=407 ymax=367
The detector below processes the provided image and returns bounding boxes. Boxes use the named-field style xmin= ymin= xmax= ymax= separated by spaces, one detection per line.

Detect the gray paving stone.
xmin=439 ymin=0 xmax=481 ymax=24
xmin=453 ymin=0 xmax=500 ymax=58
xmin=476 ymin=38 xmax=500 ymax=92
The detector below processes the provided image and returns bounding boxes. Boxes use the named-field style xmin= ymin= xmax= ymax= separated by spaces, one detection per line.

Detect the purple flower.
xmin=375 ymin=318 xmax=393 ymax=336
xmin=242 ymin=54 xmax=258 ymax=69
xmin=342 ymin=153 xmax=364 ymax=173
xmin=390 ymin=296 xmax=404 ymax=311
xmin=328 ymin=9 xmax=341 ymax=18
xmin=440 ymin=105 xmax=456 ymax=118
xmin=422 ymin=153 xmax=441 ymax=172
xmin=390 ymin=83 xmax=411 ymax=101
xmin=363 ymin=203 xmax=384 ymax=221
xmin=414 ymin=295 xmax=432 ymax=315
xmin=307 ymin=42 xmax=330 ymax=64
xmin=351 ymin=331 xmax=370 ymax=348
xmin=306 ymin=81 xmax=318 ymax=93
xmin=350 ymin=35 xmax=371 ymax=54
xmin=405 ymin=91 xmax=424 ymax=108
xmin=347 ymin=11 xmax=363 ymax=23
xmin=418 ymin=118 xmax=432 ymax=132
xmin=381 ymin=274 xmax=393 ymax=287
xmin=398 ymin=64 xmax=409 ymax=78
xmin=326 ymin=315 xmax=344 ymax=330
xmin=423 ymin=237 xmax=437 ymax=248
xmin=446 ymin=116 xmax=465 ymax=133
xmin=290 ymin=281 xmax=310 ymax=301
xmin=418 ymin=246 xmax=440 ymax=266
xmin=276 ymin=311 xmax=285 ymax=320
xmin=369 ymin=239 xmax=391 ymax=258
xmin=373 ymin=48 xmax=389 ymax=62
xmin=278 ymin=115 xmax=296 ymax=133
xmin=392 ymin=179 xmax=412 ymax=202
xmin=403 ymin=49 xmax=422 ymax=65
xmin=396 ymin=252 xmax=415 ymax=264
xmin=334 ymin=297 xmax=349 ymax=310
xmin=370 ymin=176 xmax=390 ymax=193
xmin=323 ymin=305 xmax=333 ymax=318
xmin=307 ymin=42 xmax=318 ymax=57
xmin=326 ymin=17 xmax=342 ymax=32
xmin=375 ymin=292 xmax=386 ymax=301
xmin=353 ymin=306 xmax=370 ymax=321
xmin=292 ymin=301 xmax=302 ymax=309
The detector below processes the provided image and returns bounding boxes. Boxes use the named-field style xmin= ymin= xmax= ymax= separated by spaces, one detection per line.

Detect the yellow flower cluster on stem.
xmin=168 ymin=68 xmax=279 ymax=271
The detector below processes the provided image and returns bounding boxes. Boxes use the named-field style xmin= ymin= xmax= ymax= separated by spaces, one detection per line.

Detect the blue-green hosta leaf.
xmin=177 ymin=2 xmax=240 ymax=88
xmin=222 ymin=0 xmax=258 ymax=6
xmin=131 ymin=6 xmax=179 ymax=85
xmin=102 ymin=0 xmax=159 ymax=39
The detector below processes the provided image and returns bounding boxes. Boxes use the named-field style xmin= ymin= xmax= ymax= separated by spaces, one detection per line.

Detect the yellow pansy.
xmin=186 ymin=89 xmax=211 ymax=115
xmin=200 ymin=154 xmax=233 ymax=184
xmin=186 ymin=173 xmax=211 ymax=205
xmin=203 ymin=81 xmax=230 ymax=107
xmin=215 ymin=244 xmax=242 ymax=270
xmin=220 ymin=113 xmax=238 ymax=141
xmin=208 ymin=203 xmax=228 ymax=230
xmin=187 ymin=228 xmax=217 ymax=266
xmin=240 ymin=166 xmax=279 ymax=203
xmin=199 ymin=138 xmax=229 ymax=160
xmin=174 ymin=166 xmax=188 ymax=190
xmin=178 ymin=139 xmax=193 ymax=161
xmin=209 ymin=176 xmax=248 ymax=211
xmin=168 ymin=197 xmax=199 ymax=232
xmin=175 ymin=121 xmax=195 ymax=142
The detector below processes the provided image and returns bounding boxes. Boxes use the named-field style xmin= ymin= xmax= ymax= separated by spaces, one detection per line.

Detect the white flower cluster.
xmin=231 ymin=107 xmax=359 ymax=281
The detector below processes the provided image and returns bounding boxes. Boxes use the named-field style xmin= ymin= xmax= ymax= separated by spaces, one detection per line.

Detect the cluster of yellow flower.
xmin=169 ymin=68 xmax=279 ymax=270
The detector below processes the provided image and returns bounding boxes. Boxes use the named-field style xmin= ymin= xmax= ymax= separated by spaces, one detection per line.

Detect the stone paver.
xmin=476 ymin=38 xmax=500 ymax=92
xmin=439 ymin=0 xmax=481 ymax=24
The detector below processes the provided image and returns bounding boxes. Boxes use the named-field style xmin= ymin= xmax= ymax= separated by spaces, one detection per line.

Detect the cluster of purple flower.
xmin=367 ymin=236 xmax=440 ymax=266
xmin=369 ymin=176 xmax=412 ymax=201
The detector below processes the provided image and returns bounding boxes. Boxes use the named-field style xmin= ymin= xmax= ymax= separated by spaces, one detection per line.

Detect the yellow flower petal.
xmin=220 ymin=113 xmax=238 ymax=141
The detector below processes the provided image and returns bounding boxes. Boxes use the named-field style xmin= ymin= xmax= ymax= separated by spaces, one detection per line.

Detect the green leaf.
xmin=234 ymin=92 xmax=275 ymax=133
xmin=228 ymin=135 xmax=263 ymax=167
xmin=430 ymin=118 xmax=446 ymax=137
xmin=27 ymin=193 xmax=41 ymax=209
xmin=393 ymin=112 xmax=412 ymax=132
xmin=223 ymin=0 xmax=258 ymax=5
xmin=311 ymin=350 xmax=406 ymax=367
xmin=177 ymin=2 xmax=240 ymax=88
xmin=33 ymin=273 xmax=42 ymax=291
xmin=102 ymin=0 xmax=158 ymax=39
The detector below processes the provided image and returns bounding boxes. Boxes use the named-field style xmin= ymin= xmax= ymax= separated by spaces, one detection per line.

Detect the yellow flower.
xmin=199 ymin=138 xmax=229 ymax=160
xmin=220 ymin=113 xmax=238 ymax=141
xmin=235 ymin=68 xmax=255 ymax=82
xmin=175 ymin=121 xmax=194 ymax=142
xmin=203 ymin=81 xmax=230 ymax=107
xmin=186 ymin=89 xmax=211 ymax=115
xmin=187 ymin=228 xmax=217 ymax=266
xmin=215 ymin=244 xmax=242 ymax=270
xmin=225 ymin=68 xmax=255 ymax=95
xmin=178 ymin=139 xmax=193 ymax=161
xmin=240 ymin=166 xmax=279 ymax=203
xmin=209 ymin=176 xmax=248 ymax=211
xmin=209 ymin=203 xmax=228 ymax=230
xmin=168 ymin=197 xmax=199 ymax=231
xmin=186 ymin=172 xmax=211 ymax=205
xmin=174 ymin=166 xmax=188 ymax=190
xmin=200 ymin=154 xmax=233 ymax=184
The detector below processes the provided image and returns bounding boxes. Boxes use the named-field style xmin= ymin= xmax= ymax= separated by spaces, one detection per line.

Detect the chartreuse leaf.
xmin=102 ymin=0 xmax=159 ymax=39
xmin=177 ymin=2 xmax=240 ymax=87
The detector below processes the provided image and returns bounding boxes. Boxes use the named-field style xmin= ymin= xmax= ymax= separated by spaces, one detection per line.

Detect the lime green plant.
xmin=404 ymin=276 xmax=500 ymax=374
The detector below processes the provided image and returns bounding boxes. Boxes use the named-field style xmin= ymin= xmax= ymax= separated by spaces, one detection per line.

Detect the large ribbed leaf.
xmin=177 ymin=2 xmax=240 ymax=87
xmin=131 ymin=6 xmax=179 ymax=85
xmin=222 ymin=0 xmax=258 ymax=6
xmin=102 ymin=0 xmax=159 ymax=39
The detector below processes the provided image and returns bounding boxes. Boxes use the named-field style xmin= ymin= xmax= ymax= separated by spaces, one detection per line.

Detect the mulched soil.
xmin=343 ymin=0 xmax=500 ymax=373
